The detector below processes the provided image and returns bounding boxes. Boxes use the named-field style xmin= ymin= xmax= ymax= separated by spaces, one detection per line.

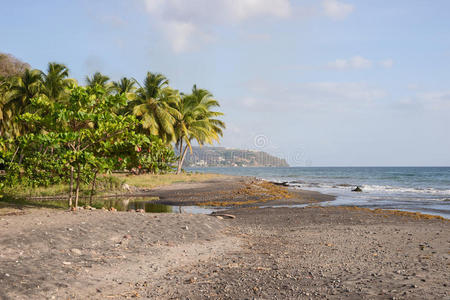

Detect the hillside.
xmin=0 ymin=53 xmax=30 ymax=77
xmin=183 ymin=147 xmax=289 ymax=167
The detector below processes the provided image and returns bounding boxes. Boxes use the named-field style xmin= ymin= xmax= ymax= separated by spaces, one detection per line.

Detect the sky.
xmin=1 ymin=0 xmax=450 ymax=166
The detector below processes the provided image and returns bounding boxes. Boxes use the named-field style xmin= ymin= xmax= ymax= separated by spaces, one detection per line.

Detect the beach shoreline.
xmin=0 ymin=176 xmax=448 ymax=299
xmin=188 ymin=167 xmax=450 ymax=219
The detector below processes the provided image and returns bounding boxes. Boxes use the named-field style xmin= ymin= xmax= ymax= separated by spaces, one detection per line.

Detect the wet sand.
xmin=144 ymin=176 xmax=335 ymax=207
xmin=0 ymin=176 xmax=448 ymax=299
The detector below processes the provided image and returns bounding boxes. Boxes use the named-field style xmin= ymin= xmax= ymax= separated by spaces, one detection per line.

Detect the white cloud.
xmin=303 ymin=82 xmax=385 ymax=102
xmin=416 ymin=91 xmax=450 ymax=110
xmin=407 ymin=83 xmax=419 ymax=90
xmin=351 ymin=56 xmax=372 ymax=69
xmin=164 ymin=21 xmax=214 ymax=53
xmin=322 ymin=0 xmax=354 ymax=20
xmin=165 ymin=22 xmax=196 ymax=54
xmin=242 ymin=97 xmax=260 ymax=108
xmin=143 ymin=0 xmax=292 ymax=52
xmin=396 ymin=91 xmax=450 ymax=111
xmin=144 ymin=0 xmax=291 ymax=21
xmin=243 ymin=33 xmax=272 ymax=41
xmin=243 ymin=80 xmax=385 ymax=112
xmin=233 ymin=0 xmax=291 ymax=20
xmin=328 ymin=56 xmax=372 ymax=69
xmin=379 ymin=59 xmax=394 ymax=68
xmin=329 ymin=59 xmax=348 ymax=69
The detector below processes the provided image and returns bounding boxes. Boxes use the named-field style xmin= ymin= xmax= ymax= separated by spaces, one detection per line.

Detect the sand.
xmin=0 ymin=177 xmax=448 ymax=299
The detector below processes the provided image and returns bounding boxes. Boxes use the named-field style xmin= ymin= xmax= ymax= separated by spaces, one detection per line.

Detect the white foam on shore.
xmin=275 ymin=181 xmax=450 ymax=198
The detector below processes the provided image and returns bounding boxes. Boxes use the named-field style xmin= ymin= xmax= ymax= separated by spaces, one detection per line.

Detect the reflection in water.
xmin=137 ymin=202 xmax=173 ymax=213
xmin=96 ymin=197 xmax=173 ymax=212
xmin=92 ymin=197 xmax=219 ymax=214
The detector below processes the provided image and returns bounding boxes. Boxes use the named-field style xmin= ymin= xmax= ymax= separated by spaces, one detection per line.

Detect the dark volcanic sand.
xmin=0 ymin=177 xmax=448 ymax=299
xmin=144 ymin=176 xmax=334 ymax=206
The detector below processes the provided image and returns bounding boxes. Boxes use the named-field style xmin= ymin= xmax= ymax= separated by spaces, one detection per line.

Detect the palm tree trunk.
xmin=18 ymin=148 xmax=24 ymax=164
xmin=176 ymin=144 xmax=189 ymax=175
xmin=69 ymin=166 xmax=74 ymax=208
xmin=89 ymin=170 xmax=98 ymax=206
xmin=10 ymin=146 xmax=19 ymax=164
xmin=75 ymin=164 xmax=81 ymax=209
xmin=176 ymin=140 xmax=182 ymax=174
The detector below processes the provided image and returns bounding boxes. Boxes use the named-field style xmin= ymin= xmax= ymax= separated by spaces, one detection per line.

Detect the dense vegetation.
xmin=0 ymin=53 xmax=225 ymax=207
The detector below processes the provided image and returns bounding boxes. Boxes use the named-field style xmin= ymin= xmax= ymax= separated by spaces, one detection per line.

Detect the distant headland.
xmin=183 ymin=146 xmax=289 ymax=167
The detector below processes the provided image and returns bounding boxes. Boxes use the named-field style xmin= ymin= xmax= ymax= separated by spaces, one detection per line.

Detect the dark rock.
xmin=272 ymin=181 xmax=289 ymax=187
xmin=352 ymin=186 xmax=363 ymax=192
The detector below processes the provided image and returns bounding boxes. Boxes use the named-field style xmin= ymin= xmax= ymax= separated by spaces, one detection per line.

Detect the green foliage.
xmin=96 ymin=175 xmax=125 ymax=190
xmin=133 ymin=72 xmax=179 ymax=142
xmin=0 ymin=60 xmax=225 ymax=207
xmin=172 ymin=84 xmax=226 ymax=173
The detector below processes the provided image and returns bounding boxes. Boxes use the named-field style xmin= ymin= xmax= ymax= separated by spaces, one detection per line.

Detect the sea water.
xmin=188 ymin=167 xmax=450 ymax=219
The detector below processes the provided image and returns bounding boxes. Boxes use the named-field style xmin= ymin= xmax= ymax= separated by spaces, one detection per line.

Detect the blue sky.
xmin=2 ymin=0 xmax=450 ymax=166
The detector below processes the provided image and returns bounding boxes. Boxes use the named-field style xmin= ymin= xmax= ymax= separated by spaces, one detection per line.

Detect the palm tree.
xmin=0 ymin=76 xmax=11 ymax=136
xmin=189 ymin=85 xmax=225 ymax=143
xmin=7 ymin=69 xmax=42 ymax=109
xmin=112 ymin=77 xmax=137 ymax=94
xmin=132 ymin=72 xmax=179 ymax=142
xmin=172 ymin=85 xmax=225 ymax=174
xmin=86 ymin=72 xmax=112 ymax=92
xmin=3 ymin=69 xmax=43 ymax=137
xmin=41 ymin=62 xmax=73 ymax=101
xmin=113 ymin=77 xmax=137 ymax=109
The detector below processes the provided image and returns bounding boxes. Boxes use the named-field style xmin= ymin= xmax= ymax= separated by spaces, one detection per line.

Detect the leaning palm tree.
xmin=132 ymin=72 xmax=179 ymax=142
xmin=41 ymin=62 xmax=74 ymax=101
xmin=172 ymin=85 xmax=225 ymax=174
xmin=189 ymin=85 xmax=225 ymax=143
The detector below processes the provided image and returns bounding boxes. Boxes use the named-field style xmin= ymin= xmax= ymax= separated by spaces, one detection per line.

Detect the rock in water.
xmin=352 ymin=186 xmax=363 ymax=192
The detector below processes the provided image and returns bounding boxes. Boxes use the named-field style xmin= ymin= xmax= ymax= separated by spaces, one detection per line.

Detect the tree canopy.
xmin=0 ymin=59 xmax=225 ymax=208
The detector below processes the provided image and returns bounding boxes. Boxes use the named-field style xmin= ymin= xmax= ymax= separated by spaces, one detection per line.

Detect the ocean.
xmin=187 ymin=167 xmax=450 ymax=219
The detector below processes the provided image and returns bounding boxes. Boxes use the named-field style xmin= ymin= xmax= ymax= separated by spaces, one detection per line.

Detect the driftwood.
xmin=210 ymin=213 xmax=236 ymax=219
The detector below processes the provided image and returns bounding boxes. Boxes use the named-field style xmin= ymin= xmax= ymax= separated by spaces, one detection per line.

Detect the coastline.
xmin=189 ymin=166 xmax=450 ymax=219
xmin=0 ymin=176 xmax=448 ymax=299
xmin=142 ymin=175 xmax=335 ymax=207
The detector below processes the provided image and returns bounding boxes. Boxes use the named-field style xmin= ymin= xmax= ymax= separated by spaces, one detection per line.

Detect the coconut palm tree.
xmin=0 ymin=76 xmax=11 ymax=136
xmin=113 ymin=77 xmax=137 ymax=110
xmin=132 ymin=72 xmax=179 ymax=142
xmin=7 ymin=69 xmax=42 ymax=109
xmin=172 ymin=85 xmax=225 ymax=174
xmin=112 ymin=77 xmax=137 ymax=94
xmin=86 ymin=72 xmax=112 ymax=92
xmin=3 ymin=69 xmax=43 ymax=137
xmin=189 ymin=85 xmax=225 ymax=143
xmin=41 ymin=62 xmax=74 ymax=101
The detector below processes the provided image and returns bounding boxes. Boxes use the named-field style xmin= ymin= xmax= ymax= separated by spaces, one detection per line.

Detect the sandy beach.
xmin=0 ymin=176 xmax=448 ymax=299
